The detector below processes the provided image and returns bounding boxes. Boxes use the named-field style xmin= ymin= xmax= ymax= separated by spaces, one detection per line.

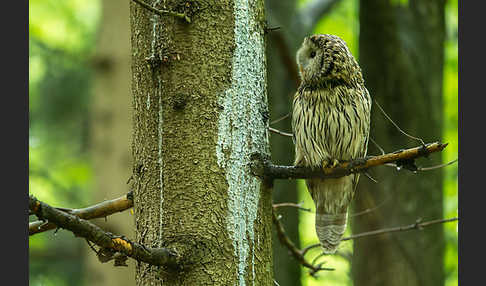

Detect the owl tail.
xmin=315 ymin=210 xmax=348 ymax=254
xmin=307 ymin=176 xmax=354 ymax=254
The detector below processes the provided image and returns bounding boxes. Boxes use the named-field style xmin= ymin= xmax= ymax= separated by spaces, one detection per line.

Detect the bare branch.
xmin=302 ymin=217 xmax=459 ymax=253
xmin=29 ymin=195 xmax=181 ymax=267
xmin=342 ymin=217 xmax=458 ymax=241
xmin=374 ymin=100 xmax=425 ymax=146
xmin=383 ymin=158 xmax=458 ymax=172
xmin=369 ymin=137 xmax=386 ymax=155
xmin=349 ymin=195 xmax=391 ymax=218
xmin=273 ymin=202 xmax=312 ymax=212
xmin=417 ymin=158 xmax=458 ymax=171
xmin=29 ymin=191 xmax=134 ymax=236
xmin=253 ymin=142 xmax=448 ymax=180
xmin=272 ymin=208 xmax=334 ymax=275
xmin=363 ymin=171 xmax=378 ymax=183
xmin=270 ymin=112 xmax=291 ymax=125
xmin=131 ymin=0 xmax=190 ymax=23
xmin=268 ymin=127 xmax=293 ymax=137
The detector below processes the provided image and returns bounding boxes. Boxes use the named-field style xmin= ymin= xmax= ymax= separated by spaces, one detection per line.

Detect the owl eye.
xmin=310 ymin=51 xmax=316 ymax=58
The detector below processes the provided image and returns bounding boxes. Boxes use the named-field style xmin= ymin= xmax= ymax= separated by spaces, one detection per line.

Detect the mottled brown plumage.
xmin=292 ymin=34 xmax=371 ymax=253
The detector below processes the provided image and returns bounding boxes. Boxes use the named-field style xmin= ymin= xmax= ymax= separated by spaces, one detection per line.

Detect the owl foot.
xmin=322 ymin=158 xmax=340 ymax=169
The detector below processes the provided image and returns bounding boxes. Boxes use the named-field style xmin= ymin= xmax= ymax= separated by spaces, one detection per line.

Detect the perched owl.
xmin=292 ymin=34 xmax=371 ymax=254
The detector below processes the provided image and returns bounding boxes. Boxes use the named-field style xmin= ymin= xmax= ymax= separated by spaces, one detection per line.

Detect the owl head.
xmin=296 ymin=34 xmax=363 ymax=88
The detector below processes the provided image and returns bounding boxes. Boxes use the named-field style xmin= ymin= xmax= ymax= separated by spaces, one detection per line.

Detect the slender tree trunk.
xmin=129 ymin=1 xmax=273 ymax=285
xmin=86 ymin=0 xmax=134 ymax=284
xmin=352 ymin=1 xmax=445 ymax=285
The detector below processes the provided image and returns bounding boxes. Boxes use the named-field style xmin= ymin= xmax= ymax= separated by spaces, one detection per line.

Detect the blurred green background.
xmin=29 ymin=0 xmax=100 ymax=285
xmin=29 ymin=0 xmax=457 ymax=285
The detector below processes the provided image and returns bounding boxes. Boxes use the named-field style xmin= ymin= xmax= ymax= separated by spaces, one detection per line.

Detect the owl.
xmin=292 ymin=34 xmax=371 ymax=254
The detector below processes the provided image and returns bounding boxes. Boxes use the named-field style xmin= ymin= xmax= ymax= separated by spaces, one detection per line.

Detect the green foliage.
xmin=443 ymin=1 xmax=458 ymax=285
xmin=29 ymin=0 xmax=100 ymax=53
xmin=390 ymin=0 xmax=408 ymax=7
xmin=29 ymin=0 xmax=101 ymax=285
xmin=312 ymin=0 xmax=359 ymax=57
xmin=30 ymin=230 xmax=87 ymax=286
xmin=29 ymin=0 xmax=101 ymax=204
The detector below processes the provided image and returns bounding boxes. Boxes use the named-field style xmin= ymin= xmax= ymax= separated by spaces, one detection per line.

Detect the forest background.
xmin=29 ymin=0 xmax=458 ymax=285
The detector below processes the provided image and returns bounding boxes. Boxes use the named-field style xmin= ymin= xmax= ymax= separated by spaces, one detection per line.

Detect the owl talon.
xmin=330 ymin=159 xmax=340 ymax=168
xmin=322 ymin=159 xmax=340 ymax=169
xmin=321 ymin=159 xmax=329 ymax=169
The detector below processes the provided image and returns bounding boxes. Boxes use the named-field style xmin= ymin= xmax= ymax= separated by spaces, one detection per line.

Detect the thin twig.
xmin=301 ymin=243 xmax=317 ymax=257
xmin=273 ymin=202 xmax=312 ymax=212
xmin=363 ymin=171 xmax=378 ymax=183
xmin=30 ymin=191 xmax=134 ymax=236
xmin=311 ymin=252 xmax=328 ymax=267
xmin=272 ymin=208 xmax=334 ymax=274
xmin=270 ymin=112 xmax=291 ymax=125
xmin=264 ymin=26 xmax=281 ymax=34
xmin=417 ymin=158 xmax=458 ymax=171
xmin=131 ymin=0 xmax=189 ymax=22
xmin=303 ymin=216 xmax=459 ymax=253
xmin=342 ymin=217 xmax=458 ymax=241
xmin=349 ymin=195 xmax=391 ymax=218
xmin=374 ymin=101 xmax=425 ymax=146
xmin=369 ymin=137 xmax=386 ymax=155
xmin=384 ymin=158 xmax=458 ymax=172
xmin=268 ymin=127 xmax=293 ymax=137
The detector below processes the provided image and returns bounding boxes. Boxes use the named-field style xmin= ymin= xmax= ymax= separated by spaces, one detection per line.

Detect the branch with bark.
xmin=28 ymin=140 xmax=450 ymax=271
xmin=131 ymin=0 xmax=193 ymax=23
xmin=264 ymin=141 xmax=453 ymax=274
xmin=303 ymin=217 xmax=459 ymax=254
xmin=29 ymin=195 xmax=181 ymax=268
xmin=29 ymin=192 xmax=312 ymax=236
xmin=272 ymin=207 xmax=335 ymax=276
xmin=252 ymin=142 xmax=448 ymax=180
xmin=29 ymin=191 xmax=134 ymax=236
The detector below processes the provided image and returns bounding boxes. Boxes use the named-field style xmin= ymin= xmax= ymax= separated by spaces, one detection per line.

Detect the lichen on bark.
xmin=216 ymin=0 xmax=270 ymax=284
xmin=130 ymin=0 xmax=273 ymax=285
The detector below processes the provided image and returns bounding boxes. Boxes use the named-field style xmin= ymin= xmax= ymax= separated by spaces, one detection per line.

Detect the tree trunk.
xmin=352 ymin=1 xmax=445 ymax=285
xmin=129 ymin=0 xmax=273 ymax=285
xmin=86 ymin=0 xmax=134 ymax=284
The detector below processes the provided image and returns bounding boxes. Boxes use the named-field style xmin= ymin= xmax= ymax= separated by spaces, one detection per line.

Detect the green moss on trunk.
xmin=352 ymin=1 xmax=445 ymax=285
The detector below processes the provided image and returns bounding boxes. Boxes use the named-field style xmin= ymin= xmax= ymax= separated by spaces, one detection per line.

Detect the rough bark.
xmin=130 ymin=0 xmax=273 ymax=285
xmin=86 ymin=0 xmax=134 ymax=284
xmin=351 ymin=1 xmax=445 ymax=285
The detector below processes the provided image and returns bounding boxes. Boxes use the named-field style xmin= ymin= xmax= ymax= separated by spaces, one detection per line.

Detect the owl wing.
xmin=292 ymin=91 xmax=306 ymax=166
xmin=351 ymin=87 xmax=372 ymax=192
